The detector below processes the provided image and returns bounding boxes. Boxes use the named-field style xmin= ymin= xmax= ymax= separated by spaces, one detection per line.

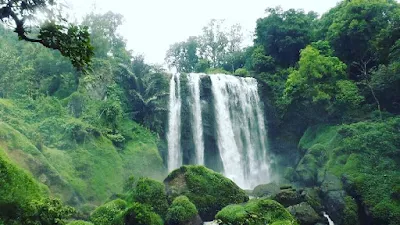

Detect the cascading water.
xmin=188 ymin=73 xmax=205 ymax=165
xmin=167 ymin=73 xmax=182 ymax=172
xmin=210 ymin=74 xmax=270 ymax=188
xmin=166 ymin=73 xmax=270 ymax=188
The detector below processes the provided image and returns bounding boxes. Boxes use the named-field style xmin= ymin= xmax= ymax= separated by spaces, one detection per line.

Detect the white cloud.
xmin=65 ymin=0 xmax=341 ymax=64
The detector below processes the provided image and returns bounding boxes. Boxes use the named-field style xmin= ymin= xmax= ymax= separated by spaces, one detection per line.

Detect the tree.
xmin=255 ymin=7 xmax=318 ymax=68
xmin=319 ymin=0 xmax=400 ymax=75
xmin=165 ymin=36 xmax=199 ymax=73
xmin=82 ymin=11 xmax=130 ymax=63
xmin=284 ymin=46 xmax=362 ymax=121
xmin=117 ymin=63 xmax=169 ymax=134
xmin=223 ymin=23 xmax=245 ymax=72
xmin=198 ymin=19 xmax=229 ymax=68
xmin=0 ymin=0 xmax=93 ymax=70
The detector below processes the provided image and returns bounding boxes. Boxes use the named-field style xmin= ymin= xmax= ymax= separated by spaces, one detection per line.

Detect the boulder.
xmin=121 ymin=202 xmax=163 ymax=225
xmin=166 ymin=196 xmax=202 ymax=225
xmin=273 ymin=187 xmax=304 ymax=207
xmin=287 ymin=202 xmax=321 ymax=225
xmin=252 ymin=183 xmax=280 ymax=198
xmin=164 ymin=165 xmax=248 ymax=221
xmin=215 ymin=198 xmax=297 ymax=224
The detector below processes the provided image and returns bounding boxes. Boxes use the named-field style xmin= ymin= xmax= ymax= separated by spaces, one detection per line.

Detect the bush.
xmin=128 ymin=177 xmax=169 ymax=218
xmin=90 ymin=199 xmax=127 ymax=225
xmin=122 ymin=202 xmax=163 ymax=225
xmin=234 ymin=68 xmax=250 ymax=77
xmin=166 ymin=196 xmax=198 ymax=225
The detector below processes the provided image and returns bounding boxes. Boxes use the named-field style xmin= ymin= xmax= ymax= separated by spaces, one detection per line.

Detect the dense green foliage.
xmin=121 ymin=202 xmax=164 ymax=225
xmin=295 ymin=117 xmax=400 ymax=224
xmin=0 ymin=0 xmax=93 ymax=70
xmin=165 ymin=196 xmax=198 ymax=225
xmin=164 ymin=165 xmax=249 ymax=221
xmin=215 ymin=199 xmax=298 ymax=225
xmin=127 ymin=177 xmax=169 ymax=218
xmin=1 ymin=0 xmax=400 ymax=224
xmin=0 ymin=10 xmax=168 ymax=224
xmin=90 ymin=199 xmax=127 ymax=225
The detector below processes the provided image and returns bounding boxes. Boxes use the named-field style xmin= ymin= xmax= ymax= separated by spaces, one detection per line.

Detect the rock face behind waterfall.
xmin=163 ymin=165 xmax=249 ymax=221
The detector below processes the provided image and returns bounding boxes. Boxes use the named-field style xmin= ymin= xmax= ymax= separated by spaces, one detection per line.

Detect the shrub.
xmin=90 ymin=199 xmax=127 ymax=225
xmin=122 ymin=202 xmax=163 ymax=225
xmin=129 ymin=177 xmax=169 ymax=218
xmin=166 ymin=196 xmax=198 ymax=225
xmin=234 ymin=68 xmax=250 ymax=77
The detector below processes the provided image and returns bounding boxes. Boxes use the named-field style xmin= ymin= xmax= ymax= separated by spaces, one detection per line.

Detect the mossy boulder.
xmin=164 ymin=165 xmax=249 ymax=221
xmin=121 ymin=202 xmax=163 ymax=225
xmin=90 ymin=199 xmax=127 ymax=225
xmin=166 ymin=196 xmax=202 ymax=225
xmin=215 ymin=199 xmax=298 ymax=225
xmin=252 ymin=183 xmax=280 ymax=198
xmin=287 ymin=202 xmax=321 ymax=225
xmin=128 ymin=177 xmax=169 ymax=218
xmin=273 ymin=187 xmax=304 ymax=207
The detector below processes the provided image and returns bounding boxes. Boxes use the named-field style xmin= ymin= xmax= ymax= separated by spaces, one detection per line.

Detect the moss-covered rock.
xmin=252 ymin=183 xmax=280 ymax=198
xmin=90 ymin=199 xmax=127 ymax=225
xmin=215 ymin=199 xmax=298 ymax=225
xmin=164 ymin=165 xmax=249 ymax=221
xmin=296 ymin=118 xmax=400 ymax=224
xmin=166 ymin=196 xmax=202 ymax=225
xmin=287 ymin=202 xmax=321 ymax=225
xmin=128 ymin=177 xmax=169 ymax=218
xmin=121 ymin=202 xmax=163 ymax=225
xmin=273 ymin=187 xmax=304 ymax=207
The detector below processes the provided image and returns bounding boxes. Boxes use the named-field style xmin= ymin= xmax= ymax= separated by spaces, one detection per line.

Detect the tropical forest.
xmin=0 ymin=0 xmax=399 ymax=224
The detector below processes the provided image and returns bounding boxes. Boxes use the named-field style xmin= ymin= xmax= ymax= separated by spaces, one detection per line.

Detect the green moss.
xmin=121 ymin=202 xmax=163 ymax=225
xmin=129 ymin=177 xmax=169 ymax=218
xmin=297 ymin=117 xmax=400 ymax=224
xmin=343 ymin=196 xmax=359 ymax=225
xmin=90 ymin=199 xmax=127 ymax=225
xmin=0 ymin=151 xmax=43 ymax=221
xmin=252 ymin=183 xmax=280 ymax=198
xmin=166 ymin=196 xmax=198 ymax=225
xmin=67 ymin=220 xmax=94 ymax=225
xmin=165 ymin=165 xmax=249 ymax=221
xmin=215 ymin=199 xmax=298 ymax=225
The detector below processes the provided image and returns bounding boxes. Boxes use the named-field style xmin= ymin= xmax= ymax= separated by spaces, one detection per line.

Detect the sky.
xmin=65 ymin=0 xmax=341 ymax=65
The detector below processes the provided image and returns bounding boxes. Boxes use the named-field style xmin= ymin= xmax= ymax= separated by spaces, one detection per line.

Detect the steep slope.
xmin=0 ymin=98 xmax=166 ymax=207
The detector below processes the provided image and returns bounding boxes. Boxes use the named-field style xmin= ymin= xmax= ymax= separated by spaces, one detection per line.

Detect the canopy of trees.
xmin=0 ymin=0 xmax=94 ymax=70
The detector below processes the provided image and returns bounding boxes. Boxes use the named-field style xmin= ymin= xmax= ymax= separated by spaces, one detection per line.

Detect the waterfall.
xmin=167 ymin=73 xmax=182 ymax=172
xmin=210 ymin=74 xmax=270 ymax=188
xmin=188 ymin=73 xmax=205 ymax=165
xmin=166 ymin=73 xmax=270 ymax=189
